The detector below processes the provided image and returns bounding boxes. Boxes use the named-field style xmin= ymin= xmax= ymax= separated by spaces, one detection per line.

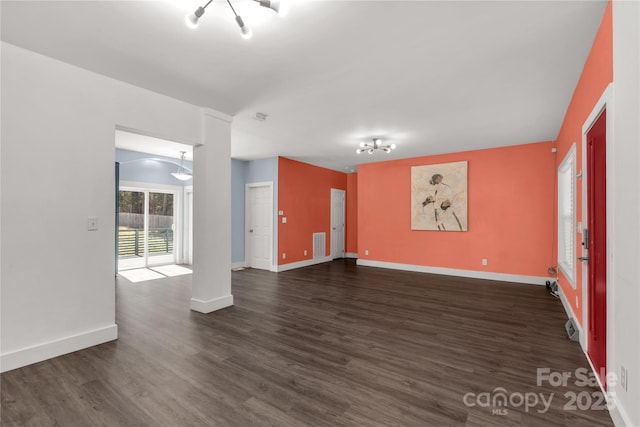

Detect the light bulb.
xmin=359 ymin=142 xmax=366 ymax=148
xmin=185 ymin=6 xmax=205 ymax=29
xmin=356 ymin=148 xmax=362 ymax=154
xmin=368 ymin=148 xmax=374 ymax=154
xmin=185 ymin=13 xmax=199 ymax=29
xmin=383 ymin=148 xmax=391 ymax=153
xmin=236 ymin=16 xmax=252 ymax=39
xmin=390 ymin=144 xmax=397 ymax=150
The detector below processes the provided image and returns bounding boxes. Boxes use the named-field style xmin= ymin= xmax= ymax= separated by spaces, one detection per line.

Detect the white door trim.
xmin=330 ymin=188 xmax=346 ymax=259
xmin=580 ymin=83 xmax=614 ymax=393
xmin=245 ymin=181 xmax=273 ymax=270
xmin=184 ymin=185 xmax=193 ymax=265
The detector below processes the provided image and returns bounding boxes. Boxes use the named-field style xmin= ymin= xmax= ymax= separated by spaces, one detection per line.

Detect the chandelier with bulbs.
xmin=185 ymin=0 xmax=286 ymax=39
xmin=356 ymin=138 xmax=397 ymax=154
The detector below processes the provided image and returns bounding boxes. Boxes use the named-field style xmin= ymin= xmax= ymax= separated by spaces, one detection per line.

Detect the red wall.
xmin=278 ymin=157 xmax=347 ymax=265
xmin=346 ymin=173 xmax=358 ymax=254
xmin=358 ymin=142 xmax=555 ymax=277
xmin=555 ymin=2 xmax=612 ymax=325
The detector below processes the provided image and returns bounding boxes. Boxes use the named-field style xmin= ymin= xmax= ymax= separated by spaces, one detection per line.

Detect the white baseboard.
xmin=231 ymin=261 xmax=246 ymax=270
xmin=345 ymin=252 xmax=358 ymax=259
xmin=609 ymin=397 xmax=633 ymax=427
xmin=356 ymin=259 xmax=551 ymax=285
xmin=0 ymin=324 xmax=118 ymax=373
xmin=273 ymin=256 xmax=332 ymax=272
xmin=556 ymin=281 xmax=584 ymax=348
xmin=190 ymin=294 xmax=234 ymax=314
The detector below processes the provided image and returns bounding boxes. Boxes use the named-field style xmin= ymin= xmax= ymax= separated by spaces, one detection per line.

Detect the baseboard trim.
xmin=231 ymin=261 xmax=246 ymax=270
xmin=609 ymin=397 xmax=633 ymax=427
xmin=190 ymin=294 xmax=234 ymax=314
xmin=356 ymin=259 xmax=551 ymax=286
xmin=0 ymin=324 xmax=118 ymax=373
xmin=345 ymin=252 xmax=358 ymax=259
xmin=556 ymin=281 xmax=584 ymax=348
xmin=274 ymin=256 xmax=332 ymax=272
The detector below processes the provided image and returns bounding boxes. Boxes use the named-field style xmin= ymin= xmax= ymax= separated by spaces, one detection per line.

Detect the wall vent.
xmin=313 ymin=233 xmax=326 ymax=259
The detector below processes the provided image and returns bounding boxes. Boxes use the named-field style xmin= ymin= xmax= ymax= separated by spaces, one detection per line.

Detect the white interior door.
xmin=331 ymin=189 xmax=346 ymax=259
xmin=247 ymin=184 xmax=272 ymax=270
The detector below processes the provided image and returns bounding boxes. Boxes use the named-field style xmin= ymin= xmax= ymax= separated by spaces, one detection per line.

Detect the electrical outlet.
xmin=282 ymin=217 xmax=287 ymax=223
xmin=304 ymin=250 xmax=307 ymax=256
xmin=278 ymin=210 xmax=284 ymax=215
xmin=365 ymin=250 xmax=369 ymax=256
xmin=482 ymin=258 xmax=488 ymax=266
xmin=282 ymin=253 xmax=286 ymax=260
xmin=87 ymin=217 xmax=99 ymax=231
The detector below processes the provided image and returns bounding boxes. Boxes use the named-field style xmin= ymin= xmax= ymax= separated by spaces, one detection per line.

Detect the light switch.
xmin=282 ymin=217 xmax=287 ymax=223
xmin=88 ymin=217 xmax=99 ymax=231
xmin=279 ymin=210 xmax=284 ymax=216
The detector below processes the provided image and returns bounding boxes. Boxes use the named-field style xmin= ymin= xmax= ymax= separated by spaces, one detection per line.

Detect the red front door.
xmin=586 ymin=110 xmax=607 ymax=389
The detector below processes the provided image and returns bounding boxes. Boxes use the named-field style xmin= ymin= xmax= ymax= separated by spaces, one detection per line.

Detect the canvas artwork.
xmin=411 ymin=161 xmax=468 ymax=231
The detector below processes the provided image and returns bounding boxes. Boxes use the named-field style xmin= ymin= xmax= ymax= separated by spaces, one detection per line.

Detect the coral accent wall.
xmin=278 ymin=157 xmax=347 ymax=265
xmin=554 ymin=2 xmax=612 ymax=325
xmin=346 ymin=173 xmax=358 ymax=254
xmin=358 ymin=142 xmax=555 ymax=277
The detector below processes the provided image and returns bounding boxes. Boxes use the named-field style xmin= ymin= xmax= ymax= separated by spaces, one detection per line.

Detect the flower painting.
xmin=411 ymin=161 xmax=468 ymax=231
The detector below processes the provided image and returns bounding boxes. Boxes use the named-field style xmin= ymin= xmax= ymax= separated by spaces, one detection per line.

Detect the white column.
xmin=191 ymin=109 xmax=234 ymax=313
xmin=610 ymin=1 xmax=640 ymax=425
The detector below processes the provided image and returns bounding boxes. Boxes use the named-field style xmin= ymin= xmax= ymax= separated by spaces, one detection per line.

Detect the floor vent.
xmin=313 ymin=233 xmax=326 ymax=259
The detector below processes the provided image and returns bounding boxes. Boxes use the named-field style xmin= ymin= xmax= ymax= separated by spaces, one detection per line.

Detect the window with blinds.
xmin=558 ymin=145 xmax=576 ymax=288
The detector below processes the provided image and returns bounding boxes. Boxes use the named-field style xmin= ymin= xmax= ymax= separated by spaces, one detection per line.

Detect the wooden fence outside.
xmin=118 ymin=213 xmax=173 ymax=229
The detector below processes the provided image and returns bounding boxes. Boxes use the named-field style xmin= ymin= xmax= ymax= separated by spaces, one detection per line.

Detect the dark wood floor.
xmin=2 ymin=260 xmax=613 ymax=426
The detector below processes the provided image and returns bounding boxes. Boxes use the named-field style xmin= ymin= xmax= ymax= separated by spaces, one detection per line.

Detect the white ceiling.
xmin=1 ymin=0 xmax=607 ymax=171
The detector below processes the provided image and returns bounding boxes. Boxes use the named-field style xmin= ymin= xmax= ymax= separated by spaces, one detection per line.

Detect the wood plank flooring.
xmin=1 ymin=260 xmax=614 ymax=426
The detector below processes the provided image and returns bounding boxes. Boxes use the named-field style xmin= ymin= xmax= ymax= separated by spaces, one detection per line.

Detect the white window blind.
xmin=558 ymin=145 xmax=576 ymax=287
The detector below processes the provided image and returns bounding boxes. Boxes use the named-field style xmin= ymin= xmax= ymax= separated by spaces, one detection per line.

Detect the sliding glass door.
xmin=118 ymin=188 xmax=175 ymax=271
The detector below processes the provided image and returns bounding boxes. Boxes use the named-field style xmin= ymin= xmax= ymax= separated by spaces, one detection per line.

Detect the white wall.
xmin=610 ymin=1 xmax=640 ymax=426
xmin=0 ymin=42 xmax=231 ymax=371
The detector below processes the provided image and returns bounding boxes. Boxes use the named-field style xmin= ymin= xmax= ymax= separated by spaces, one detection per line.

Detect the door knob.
xmin=577 ymin=256 xmax=589 ymax=262
xmin=249 ymin=229 xmax=254 ymax=233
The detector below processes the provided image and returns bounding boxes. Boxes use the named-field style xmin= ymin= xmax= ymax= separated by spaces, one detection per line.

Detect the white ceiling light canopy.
xmin=171 ymin=151 xmax=193 ymax=181
xmin=185 ymin=0 xmax=286 ymax=37
xmin=356 ymin=138 xmax=397 ymax=155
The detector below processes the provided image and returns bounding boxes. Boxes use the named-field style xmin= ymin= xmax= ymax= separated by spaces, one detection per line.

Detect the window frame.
xmin=557 ymin=144 xmax=577 ymax=288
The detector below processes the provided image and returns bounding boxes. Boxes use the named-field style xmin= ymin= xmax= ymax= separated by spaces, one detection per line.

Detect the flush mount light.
xmin=185 ymin=0 xmax=286 ymax=38
xmin=171 ymin=151 xmax=193 ymax=181
xmin=356 ymin=138 xmax=397 ymax=154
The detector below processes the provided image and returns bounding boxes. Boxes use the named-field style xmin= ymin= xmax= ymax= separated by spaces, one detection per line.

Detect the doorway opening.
xmin=115 ymin=129 xmax=194 ymax=276
xmin=580 ymin=84 xmax=612 ymax=393
xmin=118 ymin=187 xmax=177 ymax=270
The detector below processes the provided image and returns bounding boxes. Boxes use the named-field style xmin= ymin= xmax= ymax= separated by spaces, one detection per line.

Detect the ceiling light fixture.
xmin=356 ymin=138 xmax=397 ymax=155
xmin=185 ymin=0 xmax=285 ymax=38
xmin=171 ymin=151 xmax=193 ymax=181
